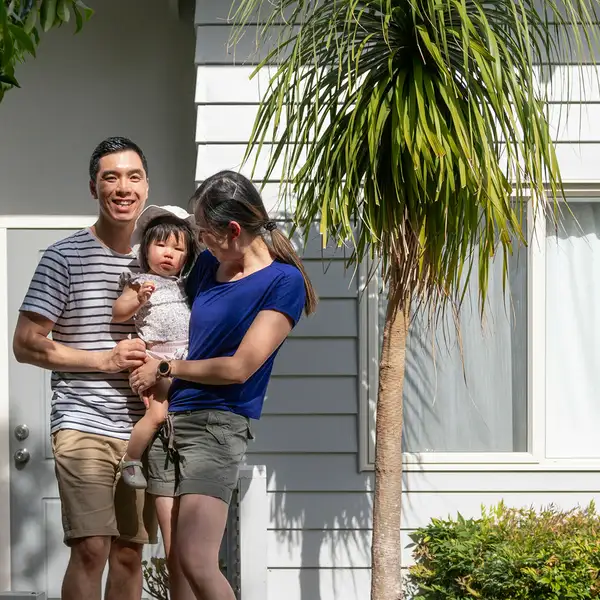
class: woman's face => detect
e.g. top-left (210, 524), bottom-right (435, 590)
top-left (196, 213), bottom-right (239, 261)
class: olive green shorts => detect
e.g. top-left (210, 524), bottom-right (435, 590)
top-left (146, 409), bottom-right (254, 504)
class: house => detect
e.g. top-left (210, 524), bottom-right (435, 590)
top-left (1, 0), bottom-right (599, 598)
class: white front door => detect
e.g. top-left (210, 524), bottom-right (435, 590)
top-left (7, 228), bottom-right (76, 598)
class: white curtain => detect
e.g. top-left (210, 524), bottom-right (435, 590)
top-left (380, 235), bottom-right (528, 453)
top-left (546, 202), bottom-right (600, 459)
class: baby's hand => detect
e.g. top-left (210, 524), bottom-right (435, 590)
top-left (137, 281), bottom-right (156, 305)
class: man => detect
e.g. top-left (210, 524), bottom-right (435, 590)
top-left (13, 137), bottom-right (157, 600)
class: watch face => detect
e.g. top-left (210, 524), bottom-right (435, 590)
top-left (159, 362), bottom-right (169, 374)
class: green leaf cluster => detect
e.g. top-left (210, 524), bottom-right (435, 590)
top-left (407, 502), bottom-right (600, 599)
top-left (0, 0), bottom-right (93, 100)
top-left (142, 557), bottom-right (170, 600)
top-left (231, 0), bottom-right (600, 316)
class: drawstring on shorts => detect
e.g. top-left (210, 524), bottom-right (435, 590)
top-left (158, 414), bottom-right (177, 468)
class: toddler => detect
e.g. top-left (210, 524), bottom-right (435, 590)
top-left (113, 205), bottom-right (197, 488)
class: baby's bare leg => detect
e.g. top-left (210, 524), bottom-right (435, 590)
top-left (126, 381), bottom-right (170, 461)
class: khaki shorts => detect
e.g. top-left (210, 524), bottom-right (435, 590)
top-left (52, 429), bottom-right (158, 545)
top-left (146, 409), bottom-right (254, 504)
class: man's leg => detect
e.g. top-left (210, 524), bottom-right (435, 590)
top-left (155, 495), bottom-right (196, 600)
top-left (104, 540), bottom-right (143, 600)
top-left (52, 430), bottom-right (124, 600)
top-left (62, 536), bottom-right (111, 600)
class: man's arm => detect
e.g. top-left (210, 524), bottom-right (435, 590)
top-left (13, 311), bottom-right (147, 373)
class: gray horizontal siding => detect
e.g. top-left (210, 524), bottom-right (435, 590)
top-left (251, 416), bottom-right (357, 453)
top-left (195, 24), bottom-right (289, 64)
top-left (300, 260), bottom-right (357, 297)
top-left (246, 454), bottom-right (369, 491)
top-left (291, 299), bottom-right (357, 338)
top-left (263, 377), bottom-right (358, 415)
top-left (195, 12), bottom-right (600, 66)
top-left (195, 0), bottom-right (297, 25)
top-left (273, 339), bottom-right (357, 376)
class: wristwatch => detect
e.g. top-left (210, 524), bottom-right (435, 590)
top-left (157, 359), bottom-right (172, 378)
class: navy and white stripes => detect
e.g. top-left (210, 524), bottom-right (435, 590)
top-left (20, 229), bottom-right (143, 440)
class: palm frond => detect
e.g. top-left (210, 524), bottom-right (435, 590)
top-left (231, 0), bottom-right (600, 316)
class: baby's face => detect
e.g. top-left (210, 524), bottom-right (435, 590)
top-left (147, 233), bottom-right (187, 277)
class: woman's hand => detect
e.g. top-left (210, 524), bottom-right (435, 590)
top-left (130, 356), bottom-right (160, 394)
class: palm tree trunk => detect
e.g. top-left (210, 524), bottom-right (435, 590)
top-left (370, 268), bottom-right (409, 600)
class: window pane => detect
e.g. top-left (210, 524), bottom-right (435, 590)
top-left (546, 201), bottom-right (600, 459)
top-left (378, 234), bottom-right (528, 453)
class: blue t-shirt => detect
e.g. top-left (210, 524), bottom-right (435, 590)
top-left (168, 250), bottom-right (306, 419)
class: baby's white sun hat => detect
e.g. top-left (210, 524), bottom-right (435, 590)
top-left (131, 205), bottom-right (196, 248)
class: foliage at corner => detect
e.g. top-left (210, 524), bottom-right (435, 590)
top-left (142, 556), bottom-right (230, 600)
top-left (0, 0), bottom-right (93, 100)
top-left (407, 502), bottom-right (600, 599)
top-left (143, 558), bottom-right (170, 600)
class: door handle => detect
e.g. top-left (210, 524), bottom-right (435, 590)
top-left (14, 448), bottom-right (30, 466)
top-left (14, 424), bottom-right (29, 441)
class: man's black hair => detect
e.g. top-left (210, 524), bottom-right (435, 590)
top-left (89, 137), bottom-right (148, 182)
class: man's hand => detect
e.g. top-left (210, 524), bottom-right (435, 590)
top-left (137, 282), bottom-right (155, 305)
top-left (100, 338), bottom-right (147, 373)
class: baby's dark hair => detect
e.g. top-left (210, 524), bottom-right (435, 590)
top-left (139, 215), bottom-right (198, 275)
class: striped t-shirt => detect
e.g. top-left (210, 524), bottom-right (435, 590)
top-left (20, 228), bottom-right (144, 439)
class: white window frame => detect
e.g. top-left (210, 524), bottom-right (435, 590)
top-left (358, 183), bottom-right (600, 472)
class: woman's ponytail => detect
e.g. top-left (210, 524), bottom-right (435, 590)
top-left (267, 226), bottom-right (318, 316)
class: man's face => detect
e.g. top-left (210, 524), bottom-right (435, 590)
top-left (90, 150), bottom-right (149, 225)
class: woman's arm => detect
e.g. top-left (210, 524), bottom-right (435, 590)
top-left (129, 310), bottom-right (293, 392)
top-left (112, 282), bottom-right (155, 323)
top-left (175, 310), bottom-right (293, 384)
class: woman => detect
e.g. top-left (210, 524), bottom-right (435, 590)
top-left (130, 170), bottom-right (317, 600)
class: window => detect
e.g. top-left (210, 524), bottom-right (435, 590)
top-left (359, 189), bottom-right (600, 470)
top-left (379, 246), bottom-right (527, 454)
top-left (545, 201), bottom-right (600, 460)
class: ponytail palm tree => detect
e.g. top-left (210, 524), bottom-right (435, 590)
top-left (231, 1), bottom-right (600, 597)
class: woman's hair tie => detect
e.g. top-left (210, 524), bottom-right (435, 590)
top-left (264, 220), bottom-right (278, 232)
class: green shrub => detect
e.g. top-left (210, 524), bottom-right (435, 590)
top-left (407, 502), bottom-right (600, 599)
